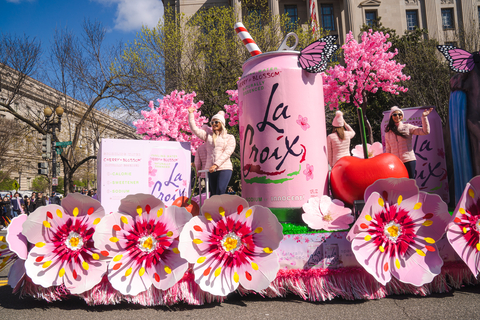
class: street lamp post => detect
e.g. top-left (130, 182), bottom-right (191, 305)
top-left (43, 105), bottom-right (63, 197)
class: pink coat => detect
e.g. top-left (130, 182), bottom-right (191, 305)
top-left (327, 123), bottom-right (355, 166)
top-left (384, 115), bottom-right (430, 163)
top-left (189, 113), bottom-right (235, 171)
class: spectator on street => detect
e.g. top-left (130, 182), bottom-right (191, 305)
top-left (24, 196), bottom-right (32, 215)
top-left (11, 192), bottom-right (25, 217)
top-left (35, 192), bottom-right (47, 209)
top-left (0, 196), bottom-right (12, 229)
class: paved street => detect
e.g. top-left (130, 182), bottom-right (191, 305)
top-left (1, 255), bottom-right (480, 320)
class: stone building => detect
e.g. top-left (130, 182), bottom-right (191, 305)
top-left (163, 0), bottom-right (480, 45)
top-left (0, 65), bottom-right (137, 192)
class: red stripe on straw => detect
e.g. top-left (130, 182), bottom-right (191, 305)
top-left (234, 22), bottom-right (262, 56)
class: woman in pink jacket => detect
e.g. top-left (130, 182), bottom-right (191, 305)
top-left (327, 111), bottom-right (355, 167)
top-left (384, 106), bottom-right (433, 179)
top-left (188, 108), bottom-right (236, 196)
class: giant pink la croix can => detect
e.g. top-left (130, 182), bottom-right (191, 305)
top-left (238, 51), bottom-right (328, 221)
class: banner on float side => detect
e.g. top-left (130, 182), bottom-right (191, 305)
top-left (277, 232), bottom-right (459, 270)
top-left (381, 107), bottom-right (449, 203)
top-left (98, 139), bottom-right (191, 214)
top-left (238, 51), bottom-right (329, 209)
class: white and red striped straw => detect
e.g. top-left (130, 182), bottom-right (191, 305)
top-left (234, 22), bottom-right (262, 56)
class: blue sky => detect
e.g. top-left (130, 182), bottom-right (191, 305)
top-left (0, 0), bottom-right (164, 51)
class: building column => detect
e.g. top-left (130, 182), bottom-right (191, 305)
top-left (424, 0), bottom-right (441, 42)
top-left (232, 0), bottom-right (242, 22)
top-left (269, 0), bottom-right (280, 17)
top-left (344, 0), bottom-right (355, 34)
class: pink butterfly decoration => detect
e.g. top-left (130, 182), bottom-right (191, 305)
top-left (298, 35), bottom-right (339, 73)
top-left (437, 45), bottom-right (480, 73)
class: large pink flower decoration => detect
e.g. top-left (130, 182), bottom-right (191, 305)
top-left (351, 142), bottom-right (383, 158)
top-left (22, 194), bottom-right (108, 294)
top-left (6, 214), bottom-right (29, 288)
top-left (446, 176), bottom-right (480, 276)
top-left (93, 194), bottom-right (191, 296)
top-left (178, 195), bottom-right (283, 296)
top-left (347, 178), bottom-right (450, 286)
top-left (302, 196), bottom-right (353, 231)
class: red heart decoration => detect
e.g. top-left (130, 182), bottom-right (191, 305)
top-left (330, 153), bottom-right (408, 206)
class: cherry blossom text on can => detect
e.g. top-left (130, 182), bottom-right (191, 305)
top-left (238, 51), bottom-right (328, 210)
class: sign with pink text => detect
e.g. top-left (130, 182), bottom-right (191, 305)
top-left (238, 51), bottom-right (328, 208)
top-left (381, 107), bottom-right (449, 202)
top-left (98, 139), bottom-right (191, 214)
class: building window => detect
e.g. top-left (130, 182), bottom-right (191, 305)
top-left (284, 5), bottom-right (298, 31)
top-left (406, 10), bottom-right (418, 31)
top-left (247, 8), bottom-right (262, 27)
top-left (321, 4), bottom-right (335, 31)
top-left (365, 11), bottom-right (377, 27)
top-left (442, 8), bottom-right (454, 30)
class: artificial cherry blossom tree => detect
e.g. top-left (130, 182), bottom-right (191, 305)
top-left (323, 30), bottom-right (410, 151)
top-left (133, 90), bottom-right (208, 153)
top-left (224, 89), bottom-right (240, 126)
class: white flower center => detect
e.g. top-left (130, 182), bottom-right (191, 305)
top-left (384, 221), bottom-right (402, 242)
top-left (65, 232), bottom-right (84, 251)
top-left (138, 235), bottom-right (157, 253)
top-left (221, 232), bottom-right (242, 253)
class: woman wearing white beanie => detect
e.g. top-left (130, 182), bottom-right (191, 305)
top-left (384, 106), bottom-right (433, 179)
top-left (188, 108), bottom-right (236, 196)
top-left (327, 110), bottom-right (355, 167)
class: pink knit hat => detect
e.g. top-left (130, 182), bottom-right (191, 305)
top-left (332, 111), bottom-right (344, 127)
top-left (389, 106), bottom-right (404, 118)
top-left (212, 111), bottom-right (226, 127)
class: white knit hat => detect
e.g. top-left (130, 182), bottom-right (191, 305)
top-left (212, 111), bottom-right (226, 127)
top-left (332, 111), bottom-right (344, 127)
top-left (389, 106), bottom-right (404, 118)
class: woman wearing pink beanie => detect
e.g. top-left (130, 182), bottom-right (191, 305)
top-left (188, 108), bottom-right (236, 195)
top-left (384, 106), bottom-right (433, 178)
top-left (327, 111), bottom-right (355, 167)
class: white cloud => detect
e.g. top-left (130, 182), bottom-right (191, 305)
top-left (94, 0), bottom-right (163, 32)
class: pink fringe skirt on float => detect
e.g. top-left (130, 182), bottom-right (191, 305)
top-left (12, 261), bottom-right (477, 306)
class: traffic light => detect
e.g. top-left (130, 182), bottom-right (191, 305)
top-left (41, 133), bottom-right (52, 160)
top-left (38, 162), bottom-right (48, 175)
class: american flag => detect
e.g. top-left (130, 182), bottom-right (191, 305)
top-left (310, 0), bottom-right (318, 33)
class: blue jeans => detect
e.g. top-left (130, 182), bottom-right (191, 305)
top-left (404, 160), bottom-right (416, 179)
top-left (208, 170), bottom-right (233, 196)
top-left (12, 210), bottom-right (20, 218)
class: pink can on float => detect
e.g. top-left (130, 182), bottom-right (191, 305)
top-left (238, 36), bottom-right (329, 222)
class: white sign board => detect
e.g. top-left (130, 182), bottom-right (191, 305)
top-left (98, 139), bottom-right (191, 214)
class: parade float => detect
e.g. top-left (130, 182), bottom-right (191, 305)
top-left (1, 25), bottom-right (480, 307)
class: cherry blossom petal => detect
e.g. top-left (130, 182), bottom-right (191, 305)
top-left (8, 259), bottom-right (25, 289)
top-left (6, 214), bottom-right (28, 259)
top-left (364, 178), bottom-right (419, 207)
top-left (200, 194), bottom-right (249, 222)
top-left (390, 248), bottom-right (443, 286)
top-left (107, 254), bottom-right (153, 296)
top-left (447, 176), bottom-right (480, 276)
